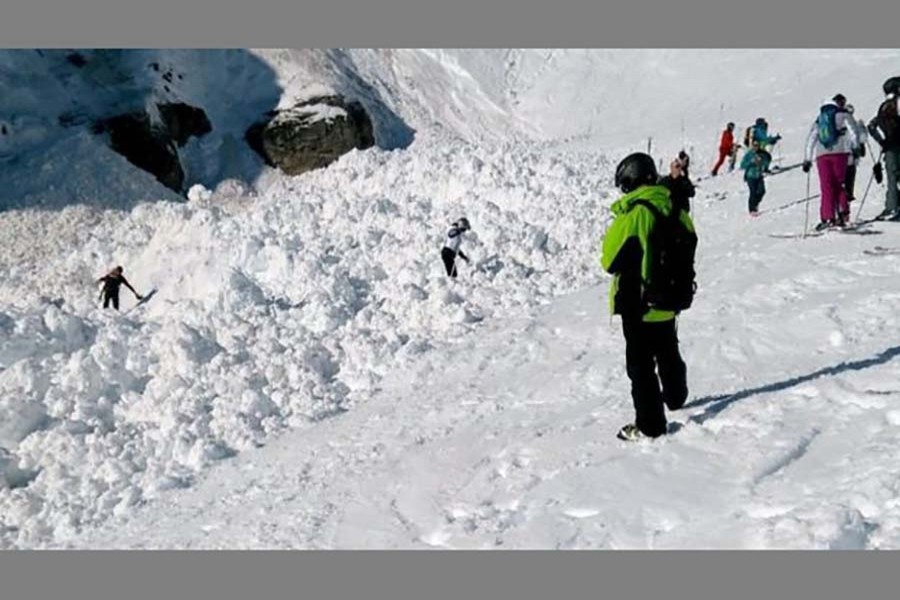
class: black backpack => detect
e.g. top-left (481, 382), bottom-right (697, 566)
top-left (632, 200), bottom-right (698, 312)
top-left (873, 97), bottom-right (900, 147)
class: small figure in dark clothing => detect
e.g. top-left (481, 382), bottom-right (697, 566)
top-left (676, 149), bottom-right (691, 175)
top-left (98, 265), bottom-right (142, 310)
top-left (441, 217), bottom-right (471, 278)
top-left (658, 151), bottom-right (696, 213)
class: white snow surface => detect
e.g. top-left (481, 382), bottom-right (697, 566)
top-left (273, 104), bottom-right (348, 125)
top-left (2, 49), bottom-right (900, 549)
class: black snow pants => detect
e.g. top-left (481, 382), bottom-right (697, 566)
top-left (622, 316), bottom-right (688, 437)
top-left (747, 177), bottom-right (766, 213)
top-left (441, 247), bottom-right (459, 278)
top-left (102, 291), bottom-right (120, 310)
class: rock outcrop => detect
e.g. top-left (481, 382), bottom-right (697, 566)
top-left (245, 95), bottom-right (374, 176)
top-left (94, 103), bottom-right (212, 193)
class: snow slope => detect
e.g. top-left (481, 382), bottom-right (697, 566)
top-left (344, 49), bottom-right (900, 151)
top-left (72, 165), bottom-right (900, 549)
top-left (3, 49), bottom-right (900, 548)
top-left (0, 136), bottom-right (610, 547)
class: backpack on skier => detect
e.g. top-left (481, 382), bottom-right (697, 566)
top-left (871, 97), bottom-right (900, 147)
top-left (816, 104), bottom-right (846, 148)
top-left (631, 200), bottom-right (698, 312)
top-left (743, 126), bottom-right (753, 147)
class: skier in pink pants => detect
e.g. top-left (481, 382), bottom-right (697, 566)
top-left (802, 94), bottom-right (859, 231)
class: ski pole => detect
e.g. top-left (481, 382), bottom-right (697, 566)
top-left (866, 139), bottom-right (879, 166)
top-left (855, 150), bottom-right (884, 221)
top-left (802, 170), bottom-right (812, 238)
top-left (865, 138), bottom-right (885, 186)
top-left (759, 192), bottom-right (820, 215)
top-left (855, 155), bottom-right (881, 221)
top-left (764, 162), bottom-right (804, 177)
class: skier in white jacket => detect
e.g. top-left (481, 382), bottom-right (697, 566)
top-left (441, 217), bottom-right (471, 278)
top-left (802, 93), bottom-right (859, 230)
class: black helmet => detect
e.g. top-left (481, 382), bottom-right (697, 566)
top-left (614, 153), bottom-right (658, 193)
top-left (457, 217), bottom-right (471, 230)
top-left (726, 122), bottom-right (735, 129)
top-left (755, 117), bottom-right (766, 126)
top-left (884, 76), bottom-right (900, 95)
top-left (832, 93), bottom-right (847, 106)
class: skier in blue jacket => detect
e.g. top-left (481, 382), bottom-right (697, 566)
top-left (740, 140), bottom-right (772, 216)
top-left (746, 118), bottom-right (782, 151)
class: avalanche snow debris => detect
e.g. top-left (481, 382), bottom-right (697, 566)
top-left (0, 132), bottom-right (608, 548)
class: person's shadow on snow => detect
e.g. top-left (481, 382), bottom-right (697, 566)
top-left (685, 345), bottom-right (900, 425)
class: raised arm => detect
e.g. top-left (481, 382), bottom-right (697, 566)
top-left (121, 276), bottom-right (141, 298)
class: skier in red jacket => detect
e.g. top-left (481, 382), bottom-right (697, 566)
top-left (711, 122), bottom-right (737, 176)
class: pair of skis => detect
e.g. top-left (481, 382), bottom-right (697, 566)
top-left (769, 228), bottom-right (900, 257)
top-left (697, 161), bottom-right (800, 184)
top-left (863, 245), bottom-right (900, 256)
top-left (768, 220), bottom-right (881, 239)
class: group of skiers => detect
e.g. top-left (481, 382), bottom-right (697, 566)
top-left (712, 117), bottom-right (784, 216)
top-left (596, 75), bottom-right (900, 442)
top-left (711, 78), bottom-right (900, 229)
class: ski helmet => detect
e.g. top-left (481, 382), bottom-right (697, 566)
top-left (755, 117), bottom-right (766, 126)
top-left (883, 76), bottom-right (900, 95)
top-left (832, 93), bottom-right (847, 107)
top-left (726, 122), bottom-right (735, 129)
top-left (457, 217), bottom-right (471, 230)
top-left (614, 153), bottom-right (658, 193)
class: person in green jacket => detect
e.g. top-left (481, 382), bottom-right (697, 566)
top-left (600, 153), bottom-right (694, 441)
